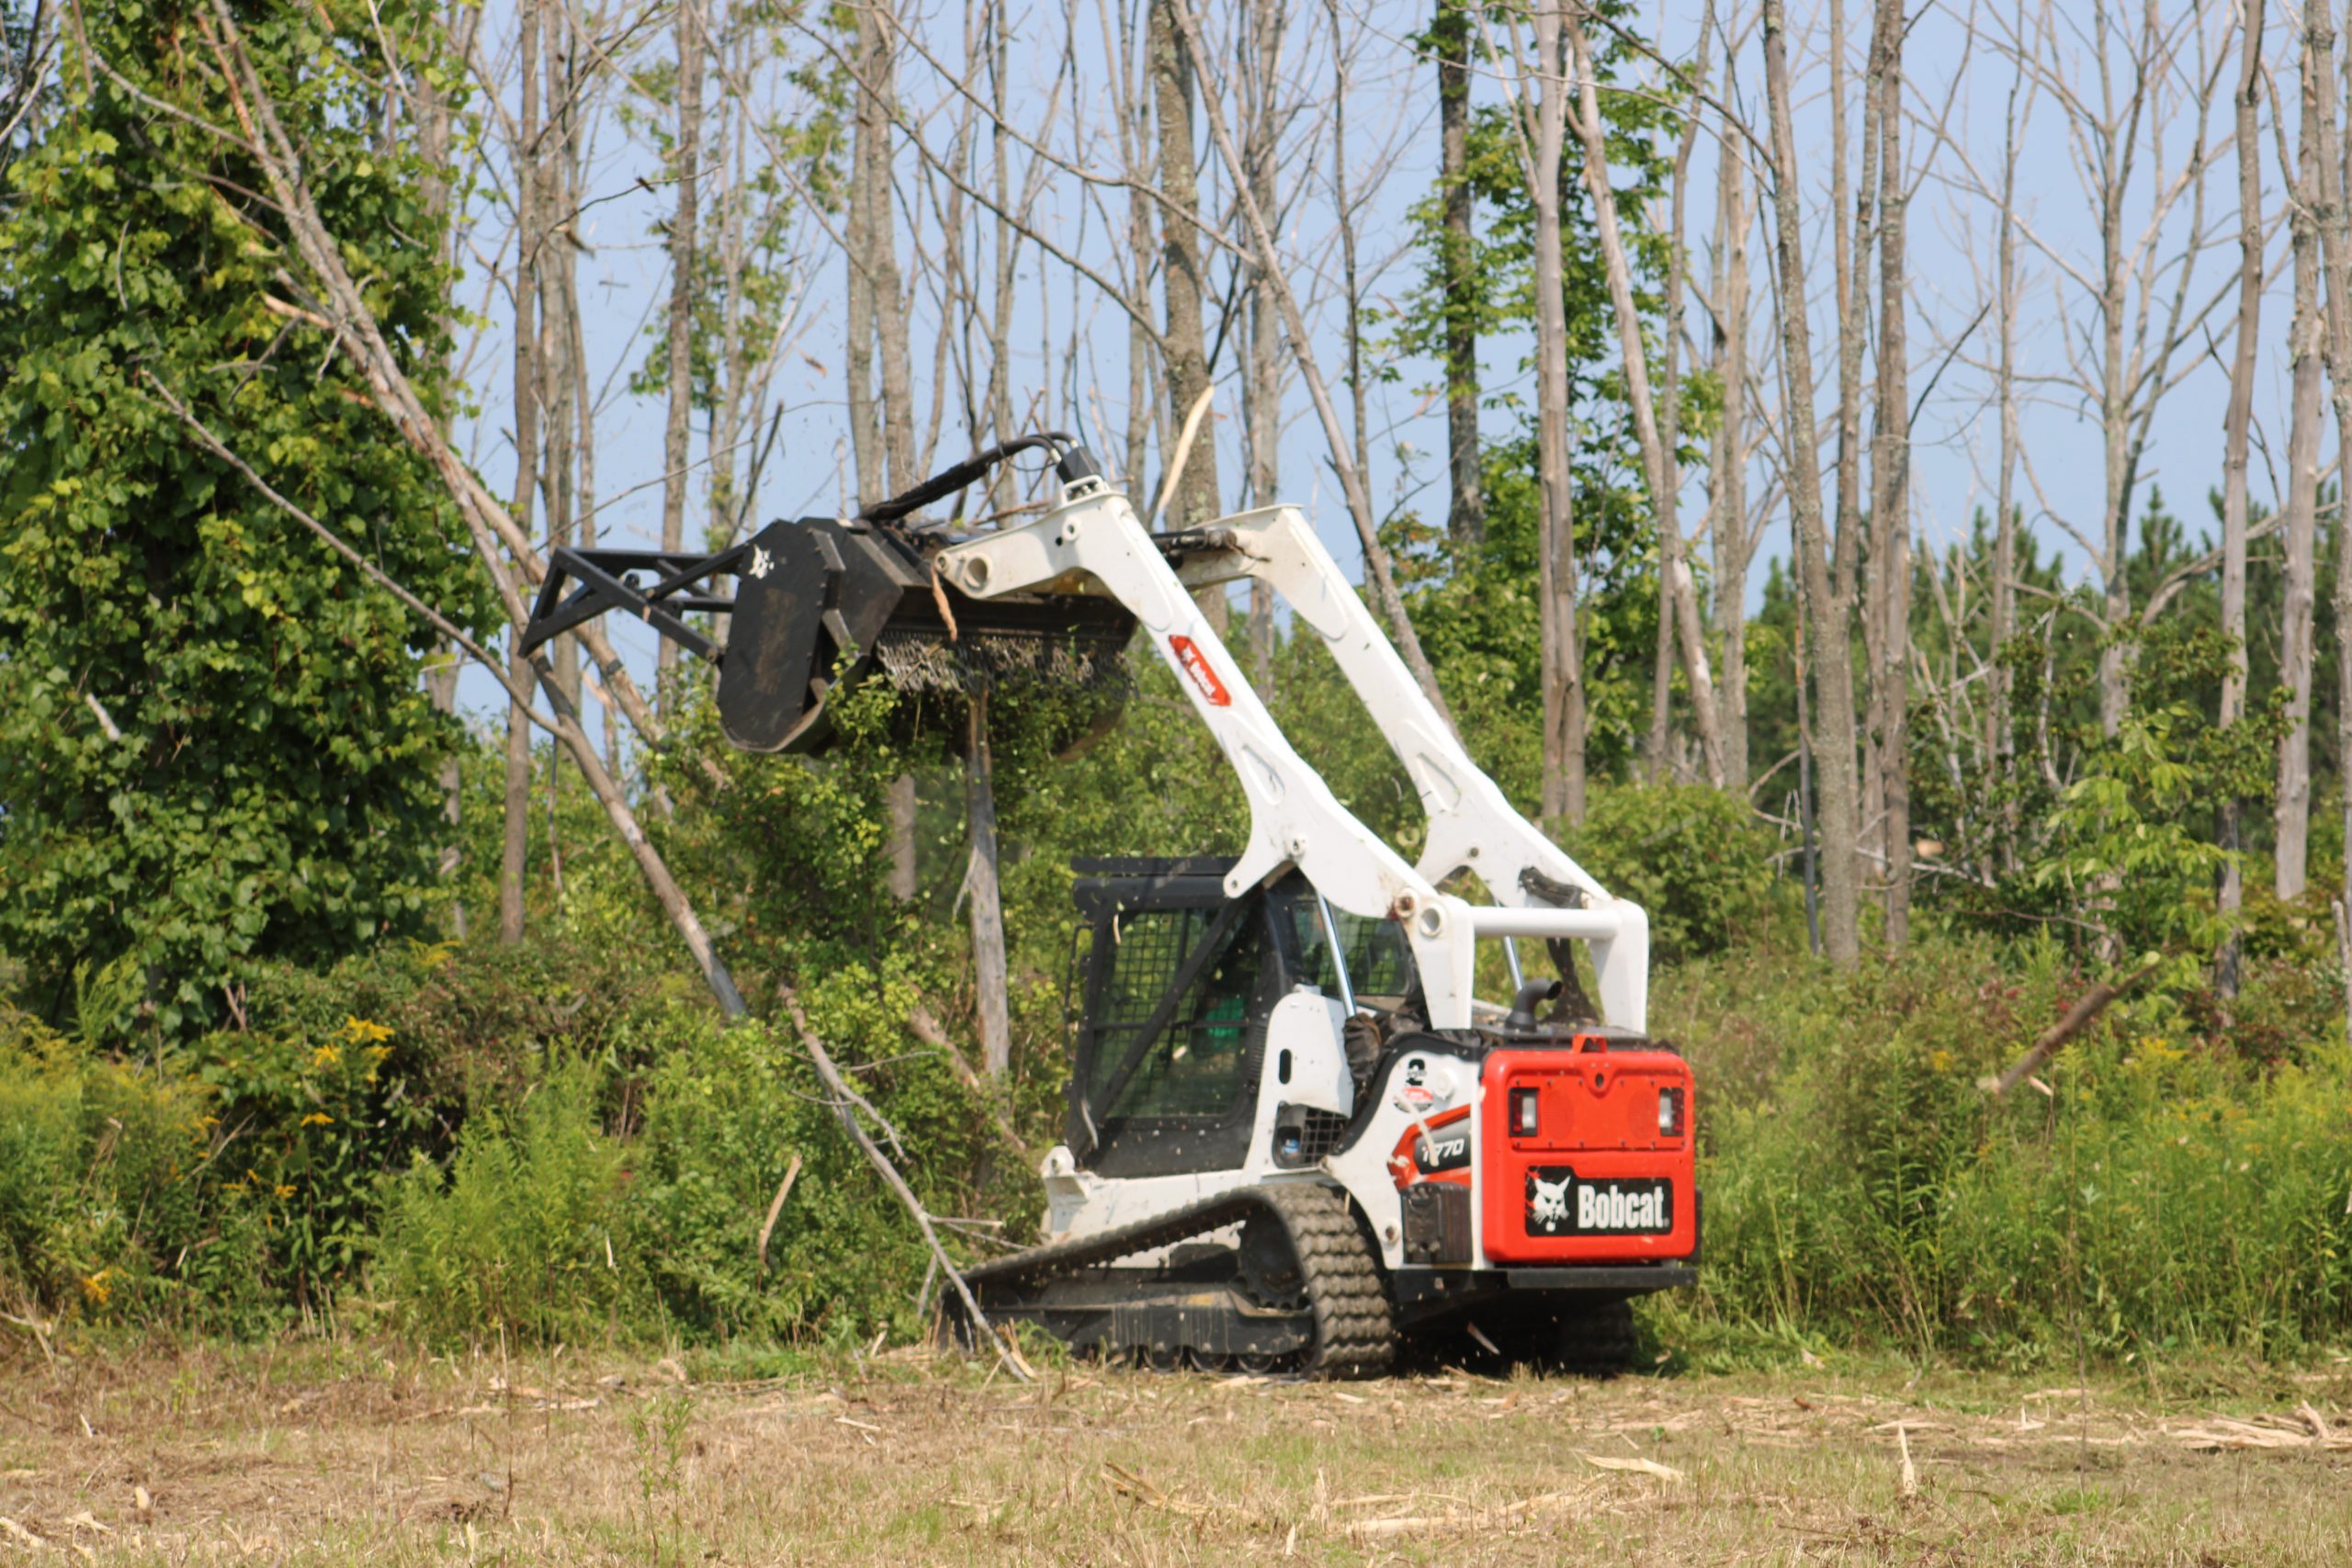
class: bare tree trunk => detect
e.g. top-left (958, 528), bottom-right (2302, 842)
top-left (865, 0), bottom-right (919, 491)
top-left (1244, 0), bottom-right (1285, 685)
top-left (965, 694), bottom-right (1011, 1077)
top-left (1764, 0), bottom-right (1862, 963)
top-left (1710, 102), bottom-right (1752, 791)
top-left (537, 12), bottom-right (582, 717)
top-left (1645, 541), bottom-right (1676, 783)
top-left (1116, 0), bottom-right (1156, 492)
top-left (2278, 11), bottom-right (2327, 902)
top-left (2091, 4), bottom-right (2135, 739)
top-left (1532, 5), bottom-right (1584, 819)
top-left (1847, 0), bottom-right (1887, 874)
top-left (419, 0), bottom-right (474, 936)
top-left (1436, 0), bottom-right (1483, 544)
top-left (2218, 0), bottom-right (2265, 987)
top-left (501, 0), bottom-right (543, 948)
top-left (888, 773), bottom-right (920, 901)
top-left (845, 50), bottom-right (881, 507)
top-left (1148, 0), bottom-right (1227, 629)
top-left (1991, 23), bottom-right (2024, 873)
top-left (2313, 0), bottom-right (2352, 926)
top-left (1826, 0), bottom-right (1879, 879)
top-left (1566, 9), bottom-right (1724, 791)
top-left (1830, 0), bottom-right (1877, 633)
top-left (1168, 0), bottom-right (1456, 728)
top-left (658, 0), bottom-right (704, 699)
top-left (1872, 0), bottom-right (1911, 945)
top-left (707, 37), bottom-right (745, 559)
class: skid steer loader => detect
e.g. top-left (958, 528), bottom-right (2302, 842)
top-left (523, 433), bottom-right (1698, 1375)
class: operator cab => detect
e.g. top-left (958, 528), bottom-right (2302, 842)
top-left (1060, 856), bottom-right (1645, 1179)
top-left (1062, 857), bottom-right (1414, 1179)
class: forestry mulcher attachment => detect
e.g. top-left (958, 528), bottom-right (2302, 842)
top-left (523, 433), bottom-right (1697, 1376)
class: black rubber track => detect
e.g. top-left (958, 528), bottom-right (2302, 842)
top-left (964, 1181), bottom-right (1395, 1379)
top-left (1252, 1182), bottom-right (1394, 1379)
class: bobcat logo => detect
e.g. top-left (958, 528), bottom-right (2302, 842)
top-left (746, 545), bottom-right (774, 580)
top-left (1524, 1166), bottom-right (1672, 1236)
top-left (1529, 1172), bottom-right (1572, 1230)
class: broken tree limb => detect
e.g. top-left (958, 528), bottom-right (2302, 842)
top-left (909, 1003), bottom-right (1035, 1163)
top-left (755, 1152), bottom-right (804, 1279)
top-left (144, 372), bottom-right (747, 1018)
top-left (1984, 961), bottom-right (2161, 1098)
top-left (141, 372), bottom-right (554, 733)
top-left (779, 986), bottom-right (1027, 1382)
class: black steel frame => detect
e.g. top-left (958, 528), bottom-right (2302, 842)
top-left (518, 544), bottom-right (754, 666)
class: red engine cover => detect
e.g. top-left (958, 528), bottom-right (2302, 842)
top-left (1478, 1043), bottom-right (1696, 1265)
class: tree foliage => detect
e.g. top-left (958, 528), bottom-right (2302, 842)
top-left (0, 0), bottom-right (494, 1036)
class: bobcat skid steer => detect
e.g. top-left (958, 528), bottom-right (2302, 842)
top-left (522, 434), bottom-right (1699, 1376)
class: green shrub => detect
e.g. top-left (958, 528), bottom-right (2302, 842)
top-left (371, 1063), bottom-right (633, 1346)
top-left (0, 1005), bottom-right (275, 1333)
top-left (630, 958), bottom-right (1028, 1347)
top-left (1655, 933), bottom-right (2352, 1364)
top-left (1559, 783), bottom-right (1785, 964)
top-left (631, 1014), bottom-right (932, 1345)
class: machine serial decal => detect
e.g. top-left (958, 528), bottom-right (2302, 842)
top-left (1412, 1129), bottom-right (1470, 1175)
top-left (1524, 1168), bottom-right (1674, 1236)
top-left (1168, 635), bottom-right (1232, 705)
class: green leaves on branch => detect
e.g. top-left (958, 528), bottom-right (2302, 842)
top-left (0, 0), bottom-right (496, 1039)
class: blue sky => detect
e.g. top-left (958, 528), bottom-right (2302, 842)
top-left (449, 0), bottom-right (2296, 725)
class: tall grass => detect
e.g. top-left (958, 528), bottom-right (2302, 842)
top-left (371, 1063), bottom-right (634, 1345)
top-left (1655, 933), bottom-right (2352, 1364)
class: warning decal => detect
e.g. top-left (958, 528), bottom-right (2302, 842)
top-left (1169, 635), bottom-right (1233, 706)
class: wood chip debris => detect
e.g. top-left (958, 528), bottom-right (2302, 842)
top-left (1578, 1453), bottom-right (1685, 1483)
top-left (2166, 1410), bottom-right (2352, 1453)
top-left (1347, 1486), bottom-right (1608, 1540)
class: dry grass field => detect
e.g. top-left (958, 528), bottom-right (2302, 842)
top-left (0, 1340), bottom-right (2346, 1564)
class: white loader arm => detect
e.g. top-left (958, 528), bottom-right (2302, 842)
top-left (934, 475), bottom-right (1648, 1032)
top-left (1167, 504), bottom-right (1647, 1024)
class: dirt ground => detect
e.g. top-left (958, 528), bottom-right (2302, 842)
top-left (0, 1340), bottom-right (2347, 1564)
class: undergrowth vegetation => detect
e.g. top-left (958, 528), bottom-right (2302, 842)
top-left (1654, 937), bottom-right (2352, 1366)
top-left (1, 646), bottom-right (2347, 1372)
top-left (6, 908), bottom-right (2346, 1370)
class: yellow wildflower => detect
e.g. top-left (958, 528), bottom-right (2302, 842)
top-left (81, 1270), bottom-right (113, 1306)
top-left (341, 1015), bottom-right (393, 1045)
top-left (310, 1043), bottom-right (343, 1070)
top-left (301, 1111), bottom-right (334, 1127)
top-left (275, 1184), bottom-right (297, 1200)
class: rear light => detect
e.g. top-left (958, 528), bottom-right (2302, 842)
top-left (1657, 1086), bottom-right (1685, 1138)
top-left (1510, 1087), bottom-right (1541, 1137)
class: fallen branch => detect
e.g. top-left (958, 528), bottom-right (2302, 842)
top-left (1983, 961), bottom-right (2161, 1098)
top-left (754, 1152), bottom-right (803, 1279)
top-left (0, 1306), bottom-right (56, 1368)
top-left (778, 986), bottom-right (1027, 1382)
top-left (144, 374), bottom-right (745, 1017)
top-left (908, 1003), bottom-right (1035, 1164)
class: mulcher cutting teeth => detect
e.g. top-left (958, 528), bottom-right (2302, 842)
top-left (517, 435), bottom-right (1137, 757)
top-left (716, 515), bottom-right (1134, 752)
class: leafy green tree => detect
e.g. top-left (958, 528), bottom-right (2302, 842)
top-left (0, 0), bottom-right (494, 1038)
top-left (1376, 6), bottom-right (1687, 798)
